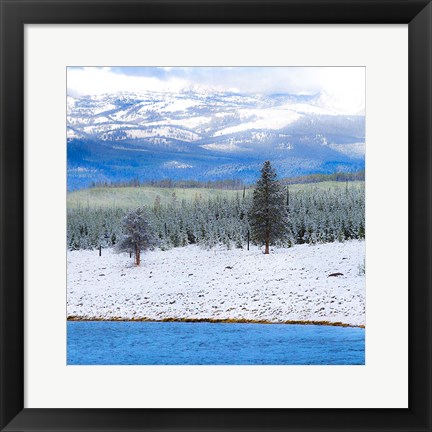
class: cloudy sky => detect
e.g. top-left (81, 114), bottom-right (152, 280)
top-left (67, 66), bottom-right (365, 114)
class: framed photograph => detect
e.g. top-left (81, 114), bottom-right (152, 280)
top-left (1, 0), bottom-right (431, 431)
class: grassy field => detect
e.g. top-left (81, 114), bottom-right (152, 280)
top-left (67, 181), bottom-right (365, 209)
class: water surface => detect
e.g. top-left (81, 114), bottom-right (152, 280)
top-left (67, 321), bottom-right (365, 365)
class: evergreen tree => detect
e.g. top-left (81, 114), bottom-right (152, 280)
top-left (250, 161), bottom-right (288, 254)
top-left (116, 207), bottom-right (157, 266)
top-left (68, 181), bottom-right (365, 251)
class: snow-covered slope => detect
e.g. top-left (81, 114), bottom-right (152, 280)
top-left (67, 240), bottom-right (365, 327)
top-left (67, 90), bottom-right (365, 189)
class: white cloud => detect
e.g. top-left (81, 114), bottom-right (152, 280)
top-left (67, 67), bottom-right (188, 97)
top-left (67, 67), bottom-right (365, 115)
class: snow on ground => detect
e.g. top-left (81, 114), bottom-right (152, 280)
top-left (213, 108), bottom-right (301, 137)
top-left (67, 240), bottom-right (365, 326)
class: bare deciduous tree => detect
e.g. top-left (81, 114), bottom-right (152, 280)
top-left (116, 207), bottom-right (157, 265)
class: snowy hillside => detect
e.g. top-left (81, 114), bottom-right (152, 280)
top-left (67, 240), bottom-right (365, 327)
top-left (67, 89), bottom-right (365, 189)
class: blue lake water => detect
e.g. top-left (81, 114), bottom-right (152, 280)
top-left (67, 321), bottom-right (365, 365)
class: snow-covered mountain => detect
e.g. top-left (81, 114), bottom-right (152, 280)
top-left (67, 89), bottom-right (365, 189)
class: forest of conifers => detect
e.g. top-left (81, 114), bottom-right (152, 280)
top-left (67, 182), bottom-right (365, 251)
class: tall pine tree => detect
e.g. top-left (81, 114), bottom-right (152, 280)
top-left (250, 161), bottom-right (288, 254)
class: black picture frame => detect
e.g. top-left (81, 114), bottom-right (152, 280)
top-left (1, 1), bottom-right (431, 431)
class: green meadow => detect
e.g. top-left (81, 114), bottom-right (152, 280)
top-left (67, 181), bottom-right (364, 210)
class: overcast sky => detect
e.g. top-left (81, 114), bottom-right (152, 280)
top-left (67, 66), bottom-right (365, 114)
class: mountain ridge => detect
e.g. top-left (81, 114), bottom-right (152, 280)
top-left (67, 89), bottom-right (365, 190)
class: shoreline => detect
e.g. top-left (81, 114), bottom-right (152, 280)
top-left (67, 316), bottom-right (365, 329)
top-left (68, 241), bottom-right (365, 329)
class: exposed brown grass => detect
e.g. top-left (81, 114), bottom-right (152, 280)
top-left (67, 315), bottom-right (364, 329)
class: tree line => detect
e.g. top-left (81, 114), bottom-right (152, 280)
top-left (89, 178), bottom-right (245, 190)
top-left (281, 170), bottom-right (365, 185)
top-left (68, 161), bottom-right (365, 265)
top-left (88, 170), bottom-right (365, 190)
